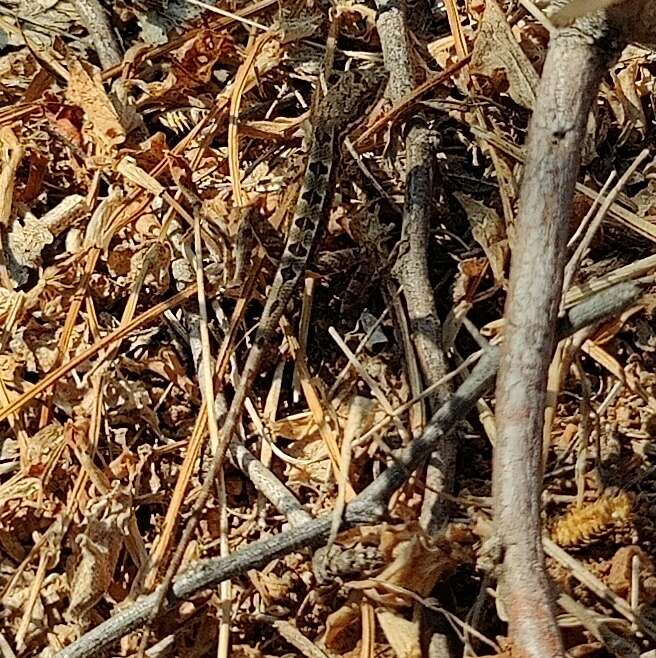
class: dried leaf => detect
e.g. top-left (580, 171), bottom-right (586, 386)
top-left (452, 257), bottom-right (488, 304)
top-left (607, 60), bottom-right (648, 131)
top-left (8, 212), bottom-right (54, 268)
top-left (174, 30), bottom-right (235, 85)
top-left (374, 526), bottom-right (459, 600)
top-left (248, 569), bottom-right (295, 605)
top-left (323, 601), bottom-right (362, 652)
top-left (66, 485), bottom-right (131, 620)
top-left (470, 0), bottom-right (539, 109)
top-left (607, 545), bottom-right (651, 598)
top-left (454, 192), bottom-right (508, 284)
top-left (375, 610), bottom-right (421, 658)
top-left (0, 127), bottom-right (24, 226)
top-left (65, 59), bottom-right (126, 152)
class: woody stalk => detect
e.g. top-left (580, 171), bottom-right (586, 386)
top-left (493, 1), bottom-right (655, 657)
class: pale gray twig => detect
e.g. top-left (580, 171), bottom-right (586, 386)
top-left (492, 13), bottom-right (626, 658)
top-left (73, 0), bottom-right (122, 68)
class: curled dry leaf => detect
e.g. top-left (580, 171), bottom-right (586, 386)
top-left (452, 256), bottom-right (488, 305)
top-left (323, 523), bottom-right (474, 653)
top-left (65, 59), bottom-right (126, 155)
top-left (0, 423), bottom-right (65, 531)
top-left (454, 192), bottom-right (508, 285)
top-left (372, 523), bottom-right (472, 602)
top-left (470, 0), bottom-right (539, 109)
top-left (9, 212), bottom-right (55, 269)
top-left (174, 30), bottom-right (236, 85)
top-left (103, 375), bottom-right (160, 433)
top-left (0, 127), bottom-right (24, 226)
top-left (607, 545), bottom-right (656, 603)
top-left (606, 53), bottom-right (649, 132)
top-left (248, 568), bottom-right (296, 607)
top-left (66, 484), bottom-right (132, 622)
top-left (375, 610), bottom-right (421, 658)
top-left (279, 417), bottom-right (332, 485)
top-left (323, 601), bottom-right (363, 654)
top-left (0, 287), bottom-right (23, 322)
top-left (25, 423), bottom-right (66, 478)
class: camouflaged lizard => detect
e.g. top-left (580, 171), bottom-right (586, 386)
top-left (145, 68), bottom-right (387, 627)
top-left (220, 67), bottom-right (387, 458)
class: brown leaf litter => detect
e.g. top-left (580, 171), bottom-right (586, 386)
top-left (0, 1), bottom-right (655, 657)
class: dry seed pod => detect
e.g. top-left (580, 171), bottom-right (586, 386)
top-left (549, 491), bottom-right (635, 549)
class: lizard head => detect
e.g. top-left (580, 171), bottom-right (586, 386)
top-left (319, 67), bottom-right (388, 132)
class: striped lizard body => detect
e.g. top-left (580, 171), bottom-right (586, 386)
top-left (221, 68), bottom-right (386, 452)
top-left (120, 67), bottom-right (387, 634)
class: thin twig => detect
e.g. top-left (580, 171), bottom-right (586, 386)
top-left (562, 148), bottom-right (650, 294)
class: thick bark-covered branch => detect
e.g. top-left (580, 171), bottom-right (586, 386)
top-left (376, 0), bottom-right (455, 534)
top-left (492, 14), bottom-right (625, 658)
top-left (73, 0), bottom-right (123, 69)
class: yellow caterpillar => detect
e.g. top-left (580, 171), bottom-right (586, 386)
top-left (549, 491), bottom-right (634, 549)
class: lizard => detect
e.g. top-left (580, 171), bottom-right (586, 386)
top-left (222, 67), bottom-right (387, 474)
top-left (142, 66), bottom-right (387, 633)
top-left (212, 67), bottom-right (388, 497)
